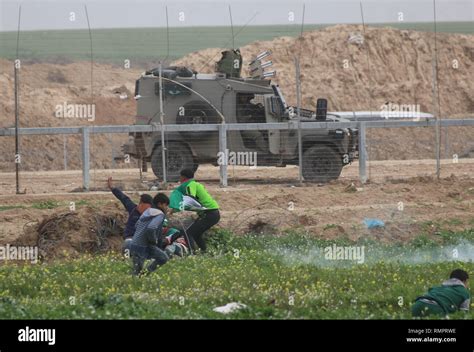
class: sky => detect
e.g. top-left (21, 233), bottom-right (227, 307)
top-left (0, 0), bottom-right (473, 31)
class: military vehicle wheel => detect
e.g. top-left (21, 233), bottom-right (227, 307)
top-left (151, 142), bottom-right (197, 182)
top-left (177, 101), bottom-right (219, 137)
top-left (302, 145), bottom-right (343, 182)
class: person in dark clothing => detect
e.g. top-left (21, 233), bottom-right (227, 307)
top-left (107, 177), bottom-right (153, 253)
top-left (130, 193), bottom-right (170, 276)
top-left (169, 169), bottom-right (220, 253)
top-left (411, 269), bottom-right (470, 317)
top-left (161, 226), bottom-right (189, 257)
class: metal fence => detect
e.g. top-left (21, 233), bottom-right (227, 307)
top-left (1, 118), bottom-right (473, 191)
top-left (1, 1), bottom-right (473, 193)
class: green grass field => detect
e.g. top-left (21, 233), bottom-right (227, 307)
top-left (1, 229), bottom-right (473, 319)
top-left (0, 22), bottom-right (472, 64)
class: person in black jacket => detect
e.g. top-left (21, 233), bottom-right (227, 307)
top-left (130, 193), bottom-right (170, 276)
top-left (107, 177), bottom-right (153, 253)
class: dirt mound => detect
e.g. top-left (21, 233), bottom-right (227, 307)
top-left (13, 207), bottom-right (126, 259)
top-left (174, 25), bottom-right (474, 114)
top-left (0, 60), bottom-right (142, 171)
top-left (173, 25), bottom-right (474, 160)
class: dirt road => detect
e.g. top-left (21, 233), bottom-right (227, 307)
top-left (1, 160), bottom-right (473, 252)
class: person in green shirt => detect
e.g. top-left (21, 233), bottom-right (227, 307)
top-left (411, 269), bottom-right (470, 317)
top-left (169, 168), bottom-right (220, 252)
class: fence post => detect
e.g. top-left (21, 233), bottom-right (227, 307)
top-left (158, 62), bottom-right (167, 184)
top-left (63, 135), bottom-right (68, 170)
top-left (358, 122), bottom-right (368, 184)
top-left (294, 57), bottom-right (303, 183)
top-left (81, 127), bottom-right (90, 191)
top-left (219, 124), bottom-right (228, 187)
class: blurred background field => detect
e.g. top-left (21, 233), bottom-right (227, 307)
top-left (1, 22), bottom-right (473, 64)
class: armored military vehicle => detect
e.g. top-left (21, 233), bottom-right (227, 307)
top-left (123, 49), bottom-right (359, 182)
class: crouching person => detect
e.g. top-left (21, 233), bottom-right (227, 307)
top-left (169, 168), bottom-right (220, 253)
top-left (130, 193), bottom-right (170, 276)
top-left (107, 176), bottom-right (153, 255)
